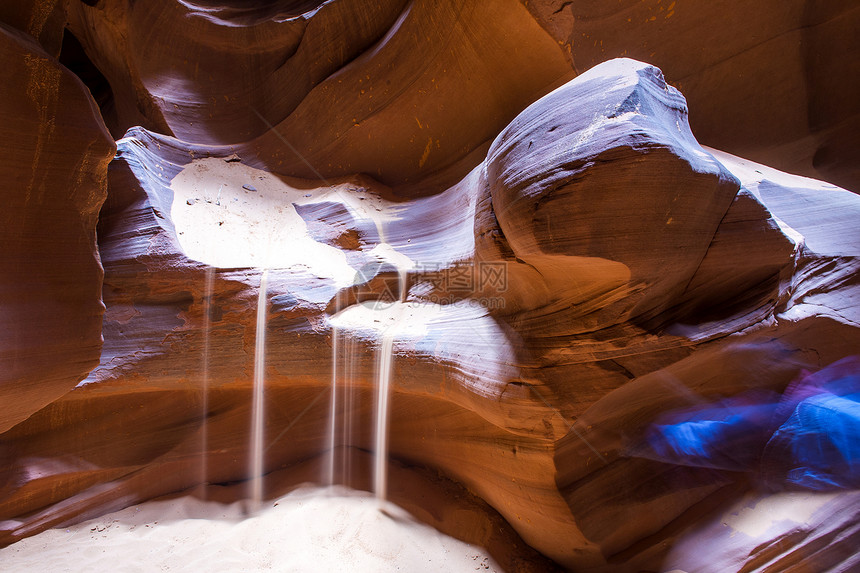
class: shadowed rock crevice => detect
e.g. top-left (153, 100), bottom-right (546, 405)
top-left (59, 28), bottom-right (117, 134)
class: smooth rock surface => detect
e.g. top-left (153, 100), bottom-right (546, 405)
top-left (524, 0), bottom-right (860, 192)
top-left (3, 57), bottom-right (859, 571)
top-left (0, 2), bottom-right (858, 571)
top-left (0, 22), bottom-right (115, 433)
top-left (65, 0), bottom-right (574, 191)
top-left (488, 58), bottom-right (740, 329)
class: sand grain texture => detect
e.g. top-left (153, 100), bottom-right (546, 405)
top-left (0, 486), bottom-right (500, 573)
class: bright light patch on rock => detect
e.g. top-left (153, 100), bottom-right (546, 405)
top-left (721, 492), bottom-right (839, 538)
top-left (330, 301), bottom-right (442, 339)
top-left (170, 158), bottom-right (403, 284)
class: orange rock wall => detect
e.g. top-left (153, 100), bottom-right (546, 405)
top-left (1, 2), bottom-right (858, 572)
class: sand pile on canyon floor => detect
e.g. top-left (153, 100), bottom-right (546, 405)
top-left (0, 485), bottom-right (500, 573)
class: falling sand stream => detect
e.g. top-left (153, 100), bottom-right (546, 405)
top-left (169, 156), bottom-right (416, 506)
top-left (0, 153), bottom-right (496, 572)
top-left (372, 267), bottom-right (409, 501)
top-left (327, 319), bottom-right (340, 487)
top-left (327, 233), bottom-right (414, 500)
top-left (250, 269), bottom-right (269, 508)
top-left (200, 266), bottom-right (215, 497)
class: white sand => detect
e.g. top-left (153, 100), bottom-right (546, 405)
top-left (0, 485), bottom-right (499, 572)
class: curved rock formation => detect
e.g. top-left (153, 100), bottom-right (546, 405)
top-left (65, 0), bottom-right (574, 191)
top-left (1, 2), bottom-right (859, 572)
top-left (0, 22), bottom-right (115, 433)
top-left (487, 59), bottom-right (739, 327)
top-left (524, 0), bottom-right (860, 192)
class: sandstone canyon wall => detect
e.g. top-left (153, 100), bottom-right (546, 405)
top-left (1, 2), bottom-right (859, 572)
top-left (0, 19), bottom-right (115, 434)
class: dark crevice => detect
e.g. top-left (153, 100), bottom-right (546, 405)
top-left (552, 1), bottom-right (573, 16)
top-left (58, 28), bottom-right (117, 131)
